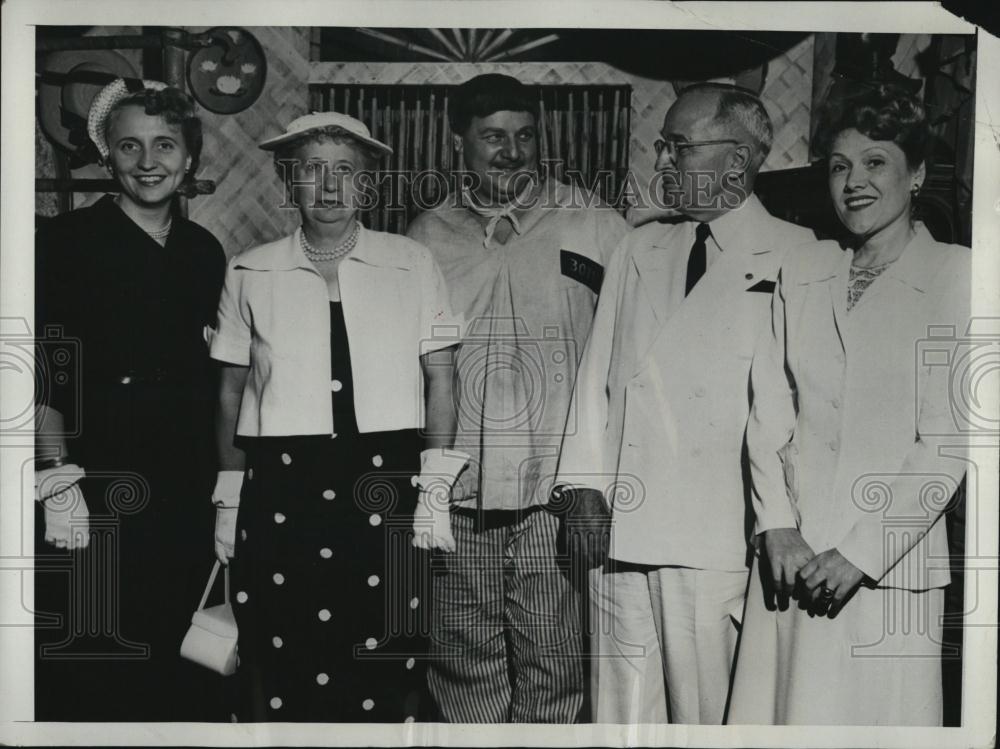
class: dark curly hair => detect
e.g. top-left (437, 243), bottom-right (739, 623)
top-left (815, 83), bottom-right (930, 170)
top-left (449, 74), bottom-right (538, 135)
top-left (106, 86), bottom-right (203, 182)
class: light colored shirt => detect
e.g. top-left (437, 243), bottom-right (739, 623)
top-left (407, 180), bottom-right (630, 510)
top-left (210, 226), bottom-right (462, 436)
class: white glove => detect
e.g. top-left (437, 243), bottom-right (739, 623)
top-left (413, 488), bottom-right (456, 552)
top-left (35, 464), bottom-right (89, 551)
top-left (215, 507), bottom-right (239, 565)
top-left (212, 471), bottom-right (244, 565)
top-left (411, 448), bottom-right (470, 553)
top-left (211, 470), bottom-right (244, 508)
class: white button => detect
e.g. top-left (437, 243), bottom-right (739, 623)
top-left (320, 547), bottom-right (333, 559)
top-left (281, 453), bottom-right (292, 465)
top-left (270, 697), bottom-right (282, 710)
top-left (369, 514), bottom-right (382, 527)
top-left (372, 454), bottom-right (384, 467)
top-left (362, 698), bottom-right (374, 711)
top-left (331, 379), bottom-right (343, 392)
top-left (831, 398), bottom-right (841, 409)
top-left (274, 512), bottom-right (286, 524)
top-left (318, 609), bottom-right (331, 622)
top-left (272, 636), bottom-right (283, 648)
top-left (829, 441), bottom-right (839, 451)
top-left (367, 575), bottom-right (380, 587)
top-left (240, 529), bottom-right (248, 542)
top-left (405, 657), bottom-right (416, 670)
top-left (404, 716), bottom-right (415, 723)
top-left (236, 591), bottom-right (248, 604)
top-left (316, 673), bottom-right (329, 686)
top-left (409, 597), bottom-right (419, 609)
top-left (365, 637), bottom-right (378, 650)
top-left (247, 468), bottom-right (254, 480)
top-left (322, 489), bottom-right (336, 500)
top-left (273, 573), bottom-right (285, 585)
top-left (695, 387), bottom-right (706, 397)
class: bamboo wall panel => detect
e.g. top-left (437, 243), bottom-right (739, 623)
top-left (311, 39), bottom-right (815, 216)
top-left (310, 82), bottom-right (632, 232)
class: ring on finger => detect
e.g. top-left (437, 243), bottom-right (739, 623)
top-left (819, 586), bottom-right (834, 600)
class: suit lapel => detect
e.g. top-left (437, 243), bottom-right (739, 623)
top-left (631, 241), bottom-right (680, 326)
top-left (829, 252), bottom-right (851, 354)
top-left (631, 210), bottom-right (788, 377)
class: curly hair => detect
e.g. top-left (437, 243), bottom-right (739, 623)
top-left (815, 83), bottom-right (930, 169)
top-left (106, 87), bottom-right (204, 181)
top-left (449, 74), bottom-right (538, 135)
top-left (271, 126), bottom-right (383, 177)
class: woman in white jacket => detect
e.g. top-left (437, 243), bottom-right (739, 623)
top-left (209, 112), bottom-right (467, 721)
top-left (728, 84), bottom-right (970, 726)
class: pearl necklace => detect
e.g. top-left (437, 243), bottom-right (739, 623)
top-left (115, 196), bottom-right (171, 240)
top-left (300, 222), bottom-right (360, 262)
top-left (146, 222), bottom-right (172, 241)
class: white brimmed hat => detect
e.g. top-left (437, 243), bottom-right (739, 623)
top-left (258, 111), bottom-right (392, 155)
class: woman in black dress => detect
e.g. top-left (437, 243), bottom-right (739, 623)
top-left (34, 79), bottom-right (226, 720)
top-left (211, 112), bottom-right (466, 722)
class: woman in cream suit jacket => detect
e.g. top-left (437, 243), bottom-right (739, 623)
top-left (728, 85), bottom-right (971, 725)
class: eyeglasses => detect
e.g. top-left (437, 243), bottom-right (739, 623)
top-left (653, 137), bottom-right (740, 159)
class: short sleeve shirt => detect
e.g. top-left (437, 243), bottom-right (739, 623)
top-left (407, 180), bottom-right (629, 509)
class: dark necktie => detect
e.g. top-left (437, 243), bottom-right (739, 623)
top-left (685, 222), bottom-right (711, 296)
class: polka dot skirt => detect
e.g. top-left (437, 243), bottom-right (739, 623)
top-left (229, 303), bottom-right (430, 722)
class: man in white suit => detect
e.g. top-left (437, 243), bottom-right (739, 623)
top-left (555, 83), bottom-right (814, 724)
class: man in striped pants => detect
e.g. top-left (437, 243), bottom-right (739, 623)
top-left (407, 73), bottom-right (629, 722)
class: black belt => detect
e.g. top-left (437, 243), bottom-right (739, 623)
top-left (452, 504), bottom-right (543, 531)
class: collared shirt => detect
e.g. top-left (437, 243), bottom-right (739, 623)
top-left (407, 180), bottom-right (630, 510)
top-left (693, 201), bottom-right (755, 272)
top-left (210, 225), bottom-right (462, 436)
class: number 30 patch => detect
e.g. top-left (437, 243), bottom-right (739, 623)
top-left (560, 250), bottom-right (604, 294)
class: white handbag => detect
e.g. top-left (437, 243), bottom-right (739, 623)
top-left (180, 560), bottom-right (238, 676)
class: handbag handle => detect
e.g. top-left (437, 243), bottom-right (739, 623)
top-left (196, 560), bottom-right (230, 611)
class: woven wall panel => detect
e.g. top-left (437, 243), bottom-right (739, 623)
top-left (310, 61), bottom-right (633, 86)
top-left (188, 27), bottom-right (311, 257)
top-left (760, 34), bottom-right (813, 170)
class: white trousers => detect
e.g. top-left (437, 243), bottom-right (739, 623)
top-left (589, 563), bottom-right (749, 724)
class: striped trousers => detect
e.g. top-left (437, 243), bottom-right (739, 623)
top-left (428, 507), bottom-right (583, 722)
